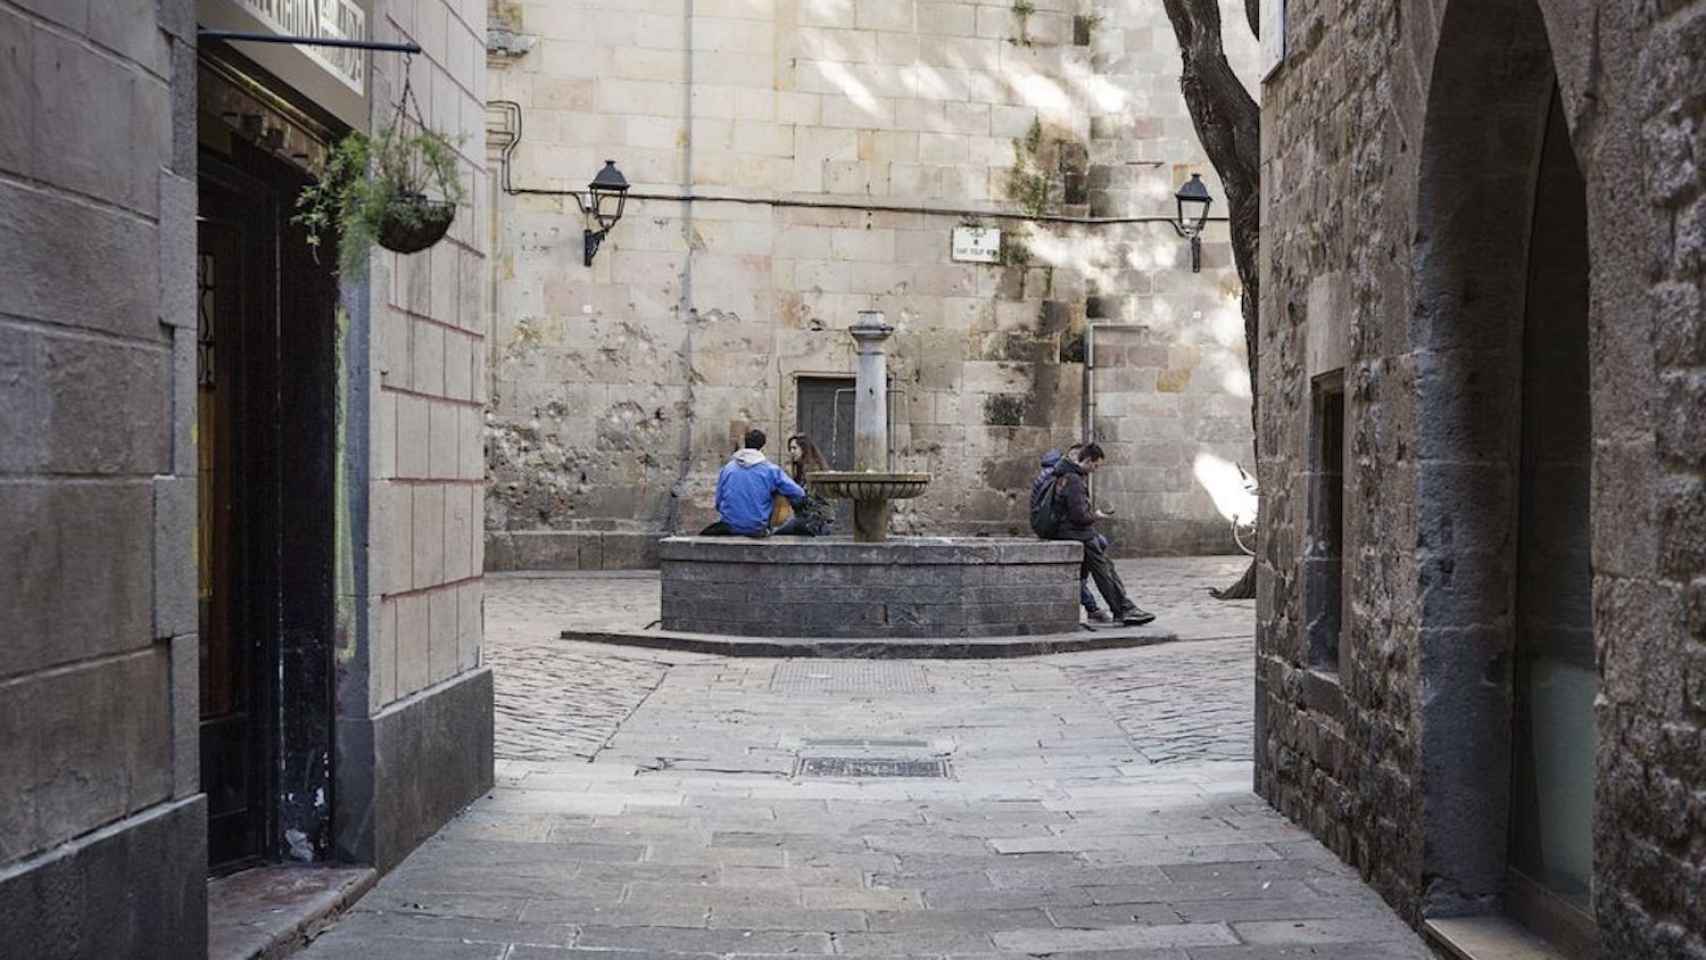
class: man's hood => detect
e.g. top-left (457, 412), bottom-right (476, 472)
top-left (1055, 457), bottom-right (1086, 477)
top-left (731, 448), bottom-right (768, 467)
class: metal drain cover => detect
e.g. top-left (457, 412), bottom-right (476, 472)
top-left (797, 757), bottom-right (949, 778)
top-left (772, 662), bottom-right (930, 693)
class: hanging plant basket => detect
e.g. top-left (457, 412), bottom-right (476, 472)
top-left (376, 191), bottom-right (457, 254)
top-left (292, 56), bottom-right (464, 275)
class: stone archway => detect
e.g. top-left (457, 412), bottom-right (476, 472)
top-left (1410, 0), bottom-right (1593, 932)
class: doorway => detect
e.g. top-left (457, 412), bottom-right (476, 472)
top-left (1411, 1), bottom-right (1596, 953)
top-left (196, 54), bottom-right (341, 873)
top-left (1507, 88), bottom-right (1595, 949)
top-left (796, 376), bottom-right (856, 529)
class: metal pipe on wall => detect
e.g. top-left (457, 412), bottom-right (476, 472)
top-left (1085, 322), bottom-right (1150, 505)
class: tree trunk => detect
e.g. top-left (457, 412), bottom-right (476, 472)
top-left (1210, 560), bottom-right (1257, 600)
top-left (1159, 0), bottom-right (1261, 601)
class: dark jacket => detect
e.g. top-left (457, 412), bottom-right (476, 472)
top-left (1050, 457), bottom-right (1098, 541)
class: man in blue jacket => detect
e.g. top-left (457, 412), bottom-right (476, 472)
top-left (703, 429), bottom-right (805, 537)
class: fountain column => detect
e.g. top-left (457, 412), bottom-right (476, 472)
top-left (849, 310), bottom-right (894, 542)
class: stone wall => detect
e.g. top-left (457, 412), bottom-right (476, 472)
top-left (481, 0), bottom-right (1259, 567)
top-left (0, 0), bottom-right (207, 952)
top-left (337, 0), bottom-right (495, 871)
top-left (1256, 0), bottom-right (1706, 954)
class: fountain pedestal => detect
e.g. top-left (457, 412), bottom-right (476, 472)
top-left (812, 310), bottom-right (930, 543)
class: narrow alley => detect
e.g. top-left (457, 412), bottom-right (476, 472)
top-left (295, 560), bottom-right (1430, 959)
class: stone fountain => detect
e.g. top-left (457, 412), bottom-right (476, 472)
top-left (808, 311), bottom-right (930, 542)
top-left (656, 312), bottom-right (1085, 641)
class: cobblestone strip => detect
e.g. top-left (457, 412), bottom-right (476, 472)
top-left (485, 644), bottom-right (670, 761)
top-left (1062, 637), bottom-right (1254, 764)
top-left (484, 575), bottom-right (683, 761)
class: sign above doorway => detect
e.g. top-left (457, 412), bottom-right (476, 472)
top-left (229, 0), bottom-right (369, 93)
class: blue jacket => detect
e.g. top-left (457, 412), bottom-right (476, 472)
top-left (715, 449), bottom-right (805, 534)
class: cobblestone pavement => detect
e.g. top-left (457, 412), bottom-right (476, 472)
top-left (297, 559), bottom-right (1430, 959)
top-left (484, 558), bottom-right (1253, 764)
top-left (485, 573), bottom-right (691, 762)
top-left (1062, 638), bottom-right (1252, 764)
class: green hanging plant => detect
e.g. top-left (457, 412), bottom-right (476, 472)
top-left (294, 63), bottom-right (465, 276)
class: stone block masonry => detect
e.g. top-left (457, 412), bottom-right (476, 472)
top-left (338, 0), bottom-right (495, 872)
top-left (1255, 0), bottom-right (1706, 955)
top-left (659, 536), bottom-right (1083, 638)
top-left (0, 0), bottom-right (207, 952)
top-left (481, 0), bottom-right (1261, 567)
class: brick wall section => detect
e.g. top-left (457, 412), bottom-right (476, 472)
top-left (365, 0), bottom-right (490, 711)
top-left (482, 0), bottom-right (1260, 563)
top-left (1257, 0), bottom-right (1706, 953)
top-left (0, 0), bottom-right (199, 861)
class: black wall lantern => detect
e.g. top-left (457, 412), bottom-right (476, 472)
top-left (580, 160), bottom-right (629, 266)
top-left (1172, 173), bottom-right (1213, 273)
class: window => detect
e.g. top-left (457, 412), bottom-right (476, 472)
top-left (1306, 372), bottom-right (1345, 672)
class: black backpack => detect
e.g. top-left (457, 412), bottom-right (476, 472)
top-left (1030, 474), bottom-right (1065, 539)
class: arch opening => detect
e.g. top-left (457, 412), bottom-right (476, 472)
top-left (1410, 2), bottom-right (1595, 952)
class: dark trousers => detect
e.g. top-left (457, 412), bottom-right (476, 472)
top-left (1078, 535), bottom-right (1137, 616)
top-left (699, 520), bottom-right (768, 538)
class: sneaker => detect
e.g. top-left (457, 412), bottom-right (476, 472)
top-left (1120, 607), bottom-right (1157, 626)
top-left (1086, 608), bottom-right (1114, 623)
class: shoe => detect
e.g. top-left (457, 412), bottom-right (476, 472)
top-left (1120, 608), bottom-right (1156, 626)
top-left (1086, 608), bottom-right (1114, 623)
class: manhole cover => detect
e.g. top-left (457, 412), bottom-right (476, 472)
top-left (797, 757), bottom-right (950, 778)
top-left (772, 662), bottom-right (930, 693)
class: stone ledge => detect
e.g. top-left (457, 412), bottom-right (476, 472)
top-left (208, 864), bottom-right (376, 960)
top-left (1423, 916), bottom-right (1574, 960)
top-left (561, 625), bottom-right (1183, 659)
top-left (660, 535), bottom-right (1082, 565)
top-left (485, 530), bottom-right (661, 571)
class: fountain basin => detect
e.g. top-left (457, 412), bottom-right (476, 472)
top-left (807, 471), bottom-right (931, 501)
top-left (660, 536), bottom-right (1083, 638)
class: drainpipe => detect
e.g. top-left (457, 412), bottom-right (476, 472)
top-left (1086, 322), bottom-right (1149, 505)
top-left (664, 0), bottom-right (697, 535)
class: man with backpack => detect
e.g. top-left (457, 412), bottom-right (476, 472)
top-left (1032, 445), bottom-right (1111, 622)
top-left (1032, 443), bottom-right (1156, 627)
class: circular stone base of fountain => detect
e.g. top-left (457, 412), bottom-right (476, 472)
top-left (659, 536), bottom-right (1083, 638)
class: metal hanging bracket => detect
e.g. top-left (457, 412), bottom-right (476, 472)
top-left (198, 30), bottom-right (423, 55)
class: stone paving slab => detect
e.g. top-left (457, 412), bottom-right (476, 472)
top-left (297, 578), bottom-right (1429, 960)
top-left (293, 586), bottom-right (1426, 960)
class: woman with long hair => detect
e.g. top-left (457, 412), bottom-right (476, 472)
top-left (774, 434), bottom-right (836, 536)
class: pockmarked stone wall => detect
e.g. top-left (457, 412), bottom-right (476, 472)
top-left (1256, 0), bottom-right (1706, 954)
top-left (480, 0), bottom-right (1260, 567)
top-left (0, 0), bottom-right (208, 952)
top-left (338, 0), bottom-right (495, 871)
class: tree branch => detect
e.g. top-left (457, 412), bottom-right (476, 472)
top-left (1159, 0), bottom-right (1261, 427)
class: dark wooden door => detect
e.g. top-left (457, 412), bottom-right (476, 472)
top-left (197, 166), bottom-right (269, 872)
top-left (197, 136), bottom-right (339, 874)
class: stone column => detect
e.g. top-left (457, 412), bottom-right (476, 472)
top-left (849, 310), bottom-right (894, 541)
